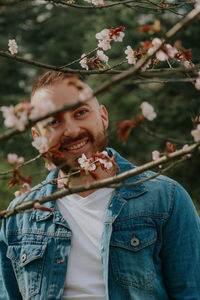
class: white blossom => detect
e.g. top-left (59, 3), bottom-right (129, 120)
top-left (7, 153), bottom-right (18, 165)
top-left (97, 39), bottom-right (111, 51)
top-left (96, 29), bottom-right (111, 51)
top-left (45, 161), bottom-right (56, 171)
top-left (141, 59), bottom-right (151, 71)
top-left (152, 150), bottom-right (160, 161)
top-left (140, 101), bottom-right (157, 121)
top-left (195, 78), bottom-right (200, 90)
top-left (32, 136), bottom-right (49, 153)
top-left (29, 99), bottom-right (56, 120)
top-left (191, 124), bottom-right (200, 142)
top-left (112, 31), bottom-right (125, 42)
top-left (125, 46), bottom-right (137, 65)
top-left (91, 0), bottom-right (104, 5)
top-left (96, 29), bottom-right (110, 41)
top-left (182, 144), bottom-right (192, 158)
top-left (14, 183), bottom-right (31, 198)
top-left (78, 153), bottom-right (96, 171)
top-left (0, 105), bottom-right (27, 131)
top-left (97, 50), bottom-right (109, 63)
top-left (8, 39), bottom-right (18, 55)
top-left (183, 60), bottom-right (194, 69)
top-left (148, 38), bottom-right (177, 62)
top-left (79, 53), bottom-right (89, 70)
top-left (79, 86), bottom-right (93, 102)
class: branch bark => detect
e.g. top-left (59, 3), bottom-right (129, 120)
top-left (0, 141), bottom-right (199, 219)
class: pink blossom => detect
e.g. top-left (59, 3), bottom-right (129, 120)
top-left (29, 99), bottom-right (56, 120)
top-left (182, 144), bottom-right (192, 158)
top-left (0, 105), bottom-right (27, 131)
top-left (191, 124), bottom-right (200, 142)
top-left (140, 101), bottom-right (157, 121)
top-left (17, 156), bottom-right (25, 165)
top-left (7, 153), bottom-right (25, 165)
top-left (96, 29), bottom-right (111, 51)
top-left (79, 53), bottom-right (89, 70)
top-left (21, 183), bottom-right (31, 193)
top-left (32, 136), bottom-right (49, 153)
top-left (45, 161), bottom-right (56, 171)
top-left (183, 60), bottom-right (194, 69)
top-left (125, 46), bottom-right (137, 65)
top-left (78, 153), bottom-right (96, 171)
top-left (91, 0), bottom-right (104, 5)
top-left (97, 39), bottom-right (111, 51)
top-left (195, 78), bottom-right (200, 90)
top-left (14, 183), bottom-right (31, 198)
top-left (152, 150), bottom-right (160, 161)
top-left (8, 39), bottom-right (18, 55)
top-left (7, 153), bottom-right (18, 165)
top-left (112, 31), bottom-right (125, 42)
top-left (141, 59), bottom-right (151, 71)
top-left (148, 38), bottom-right (177, 61)
top-left (95, 151), bottom-right (114, 169)
top-left (79, 86), bottom-right (93, 102)
top-left (97, 50), bottom-right (109, 63)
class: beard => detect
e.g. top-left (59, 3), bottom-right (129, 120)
top-left (51, 130), bottom-right (108, 174)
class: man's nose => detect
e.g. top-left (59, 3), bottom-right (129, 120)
top-left (63, 118), bottom-right (80, 138)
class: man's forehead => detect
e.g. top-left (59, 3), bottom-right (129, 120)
top-left (31, 81), bottom-right (99, 109)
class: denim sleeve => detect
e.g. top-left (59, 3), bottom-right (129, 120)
top-left (0, 222), bottom-right (22, 300)
top-left (161, 183), bottom-right (200, 299)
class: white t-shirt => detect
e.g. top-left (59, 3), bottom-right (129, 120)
top-left (56, 188), bottom-right (114, 300)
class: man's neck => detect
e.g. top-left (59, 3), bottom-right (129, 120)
top-left (58, 166), bottom-right (116, 197)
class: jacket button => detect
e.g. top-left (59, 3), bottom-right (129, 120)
top-left (131, 234), bottom-right (140, 247)
top-left (21, 251), bottom-right (27, 263)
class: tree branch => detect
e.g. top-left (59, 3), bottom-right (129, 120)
top-left (0, 141), bottom-right (199, 219)
top-left (94, 7), bottom-right (200, 97)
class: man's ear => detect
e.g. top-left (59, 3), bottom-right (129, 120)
top-left (100, 105), bottom-right (109, 130)
top-left (31, 127), bottom-right (40, 140)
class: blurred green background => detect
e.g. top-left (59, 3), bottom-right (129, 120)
top-left (0, 0), bottom-right (199, 214)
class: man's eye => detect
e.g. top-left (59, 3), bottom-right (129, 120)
top-left (48, 119), bottom-right (59, 126)
top-left (76, 109), bottom-right (87, 117)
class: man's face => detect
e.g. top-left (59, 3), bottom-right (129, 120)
top-left (31, 80), bottom-right (109, 171)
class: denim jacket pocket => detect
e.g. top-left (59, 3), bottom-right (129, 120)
top-left (7, 243), bottom-right (47, 300)
top-left (110, 220), bottom-right (157, 288)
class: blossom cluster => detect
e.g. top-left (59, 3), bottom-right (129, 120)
top-left (152, 142), bottom-right (191, 164)
top-left (0, 98), bottom-right (56, 132)
top-left (78, 151), bottom-right (114, 172)
top-left (80, 26), bottom-right (124, 70)
top-left (80, 50), bottom-right (109, 71)
top-left (83, 0), bottom-right (104, 5)
top-left (7, 153), bottom-right (24, 165)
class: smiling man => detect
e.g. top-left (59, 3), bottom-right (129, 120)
top-left (0, 71), bottom-right (200, 300)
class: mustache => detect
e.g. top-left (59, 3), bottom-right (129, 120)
top-left (59, 133), bottom-right (91, 148)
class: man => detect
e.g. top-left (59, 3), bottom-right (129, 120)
top-left (0, 71), bottom-right (200, 300)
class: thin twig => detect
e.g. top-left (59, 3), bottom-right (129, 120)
top-left (0, 154), bottom-right (42, 176)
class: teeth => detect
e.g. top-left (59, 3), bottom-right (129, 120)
top-left (68, 140), bottom-right (87, 150)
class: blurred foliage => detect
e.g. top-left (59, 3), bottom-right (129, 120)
top-left (0, 0), bottom-right (199, 214)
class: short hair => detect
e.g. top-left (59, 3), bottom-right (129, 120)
top-left (31, 71), bottom-right (83, 96)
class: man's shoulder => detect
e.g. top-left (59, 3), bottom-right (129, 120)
top-left (8, 169), bottom-right (58, 210)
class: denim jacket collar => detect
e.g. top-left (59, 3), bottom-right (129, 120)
top-left (31, 148), bottom-right (147, 222)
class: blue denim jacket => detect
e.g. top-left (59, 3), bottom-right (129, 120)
top-left (0, 148), bottom-right (200, 300)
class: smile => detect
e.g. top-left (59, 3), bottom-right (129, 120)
top-left (64, 139), bottom-right (88, 151)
